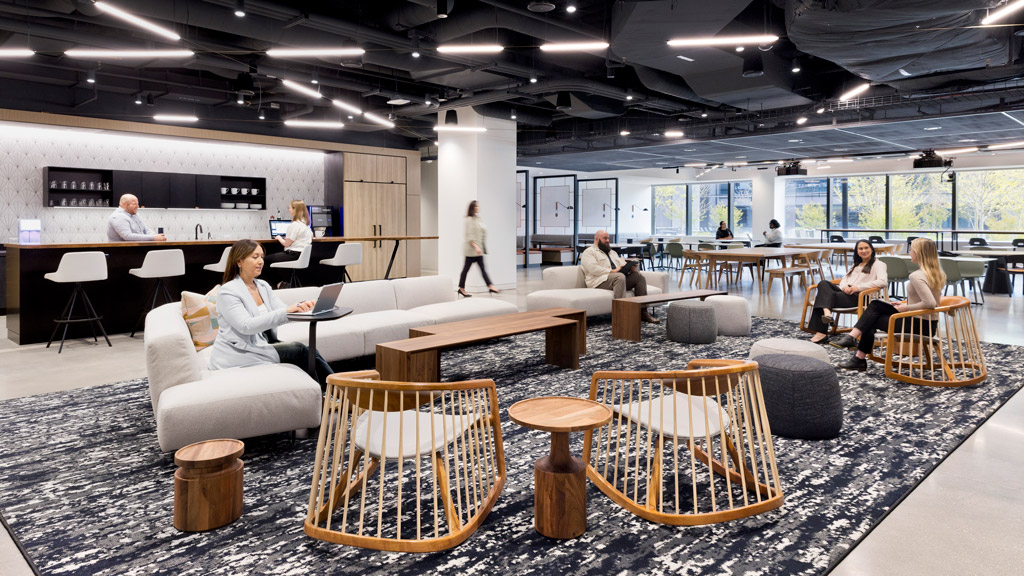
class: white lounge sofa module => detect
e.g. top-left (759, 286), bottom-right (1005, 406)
top-left (144, 302), bottom-right (322, 452)
top-left (274, 276), bottom-right (518, 361)
top-left (526, 266), bottom-right (669, 316)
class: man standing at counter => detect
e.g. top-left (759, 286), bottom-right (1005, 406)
top-left (107, 194), bottom-right (166, 242)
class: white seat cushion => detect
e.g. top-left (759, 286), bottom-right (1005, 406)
top-left (410, 299), bottom-right (518, 324)
top-left (526, 285), bottom-right (663, 317)
top-left (614, 393), bottom-right (728, 438)
top-left (392, 276), bottom-right (456, 309)
top-left (354, 410), bottom-right (469, 460)
top-left (156, 363), bottom-right (321, 452)
top-left (276, 319), bottom-right (365, 363)
top-left (340, 310), bottom-right (435, 355)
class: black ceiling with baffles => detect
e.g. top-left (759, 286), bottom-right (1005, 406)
top-left (1, 1), bottom-right (1023, 171)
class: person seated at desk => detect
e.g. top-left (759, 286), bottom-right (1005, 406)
top-left (581, 230), bottom-right (659, 323)
top-left (807, 240), bottom-right (888, 344)
top-left (266, 200), bottom-right (313, 288)
top-left (106, 194), bottom-right (166, 242)
top-left (715, 221), bottom-right (734, 240)
top-left (831, 238), bottom-right (943, 372)
top-left (208, 239), bottom-right (333, 390)
top-left (757, 219), bottom-right (783, 247)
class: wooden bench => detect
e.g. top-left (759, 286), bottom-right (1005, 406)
top-left (541, 246), bottom-right (575, 264)
top-left (376, 308), bottom-right (586, 382)
top-left (612, 290), bottom-right (727, 342)
top-left (517, 249), bottom-right (542, 266)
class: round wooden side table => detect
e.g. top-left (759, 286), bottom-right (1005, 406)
top-left (508, 396), bottom-right (612, 539)
top-left (173, 439), bottom-right (245, 532)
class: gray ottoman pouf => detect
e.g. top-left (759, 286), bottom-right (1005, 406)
top-left (705, 295), bottom-right (751, 336)
top-left (666, 300), bottom-right (717, 344)
top-left (749, 337), bottom-right (831, 365)
top-left (756, 353), bottom-right (843, 440)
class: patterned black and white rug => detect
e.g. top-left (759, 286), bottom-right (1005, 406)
top-left (0, 317), bottom-right (1021, 576)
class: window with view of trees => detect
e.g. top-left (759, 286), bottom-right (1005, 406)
top-left (888, 173), bottom-right (951, 239)
top-left (653, 184), bottom-right (686, 235)
top-left (690, 182), bottom-right (731, 234)
top-left (785, 178), bottom-right (827, 238)
top-left (956, 169), bottom-right (1024, 236)
top-left (732, 181), bottom-right (753, 236)
top-left (829, 176), bottom-right (887, 231)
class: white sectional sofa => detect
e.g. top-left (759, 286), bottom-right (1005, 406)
top-left (274, 276), bottom-right (518, 361)
top-left (525, 266), bottom-right (669, 316)
top-left (144, 276), bottom-right (517, 451)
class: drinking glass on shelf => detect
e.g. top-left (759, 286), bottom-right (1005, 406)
top-left (70, 198), bottom-right (78, 207)
top-left (88, 198), bottom-right (96, 207)
top-left (103, 182), bottom-right (110, 191)
top-left (61, 180), bottom-right (67, 189)
top-left (104, 199), bottom-right (110, 206)
top-left (61, 198), bottom-right (67, 206)
top-left (50, 180), bottom-right (57, 188)
top-left (70, 181), bottom-right (76, 189)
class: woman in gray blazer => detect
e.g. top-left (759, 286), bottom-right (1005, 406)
top-left (208, 239), bottom-right (333, 390)
top-left (458, 200), bottom-right (498, 297)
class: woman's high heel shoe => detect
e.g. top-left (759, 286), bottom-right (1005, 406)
top-left (457, 288), bottom-right (472, 298)
top-left (488, 285), bottom-right (500, 294)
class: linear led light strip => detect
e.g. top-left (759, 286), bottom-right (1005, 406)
top-left (94, 2), bottom-right (180, 41)
top-left (284, 120), bottom-right (344, 129)
top-left (839, 83), bottom-right (871, 101)
top-left (65, 49), bottom-right (194, 58)
top-left (982, 0), bottom-right (1024, 25)
top-left (283, 80), bottom-right (387, 128)
top-left (985, 140), bottom-right (1024, 150)
top-left (0, 49), bottom-right (34, 57)
top-left (267, 48), bottom-right (366, 57)
top-left (436, 44), bottom-right (504, 54)
top-left (539, 42), bottom-right (609, 52)
top-left (434, 126), bottom-right (487, 132)
top-left (153, 115), bottom-right (198, 123)
top-left (667, 34), bottom-right (778, 47)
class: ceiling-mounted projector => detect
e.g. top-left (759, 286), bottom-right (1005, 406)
top-left (913, 150), bottom-right (951, 169)
top-left (776, 162), bottom-right (806, 176)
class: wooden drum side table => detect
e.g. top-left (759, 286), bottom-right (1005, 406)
top-left (173, 439), bottom-right (245, 532)
top-left (508, 397), bottom-right (612, 539)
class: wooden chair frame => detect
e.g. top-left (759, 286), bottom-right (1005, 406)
top-left (866, 296), bottom-right (987, 387)
top-left (305, 370), bottom-right (506, 552)
top-left (799, 279), bottom-right (885, 335)
top-left (583, 360), bottom-right (783, 525)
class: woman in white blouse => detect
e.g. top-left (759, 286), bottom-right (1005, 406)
top-left (265, 200), bottom-right (313, 288)
top-left (807, 240), bottom-right (888, 344)
top-left (757, 219), bottom-right (783, 247)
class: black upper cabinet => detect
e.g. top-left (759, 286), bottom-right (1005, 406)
top-left (168, 173), bottom-right (197, 208)
top-left (140, 172), bottom-right (169, 208)
top-left (112, 170), bottom-right (141, 200)
top-left (196, 175), bottom-right (221, 208)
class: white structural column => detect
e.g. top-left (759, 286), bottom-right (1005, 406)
top-left (436, 108), bottom-right (517, 290)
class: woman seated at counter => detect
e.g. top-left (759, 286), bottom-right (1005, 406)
top-left (807, 240), bottom-right (888, 344)
top-left (266, 200), bottom-right (313, 288)
top-left (208, 239), bottom-right (333, 390)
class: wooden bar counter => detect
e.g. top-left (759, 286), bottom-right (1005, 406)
top-left (4, 236), bottom-right (436, 345)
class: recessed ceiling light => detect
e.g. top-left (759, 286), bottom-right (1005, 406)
top-left (788, 139), bottom-right (803, 143)
top-left (386, 97), bottom-right (411, 105)
top-left (923, 126), bottom-right (942, 131)
top-left (536, 162), bottom-right (543, 165)
top-left (620, 130), bottom-right (631, 136)
top-left (655, 162), bottom-right (668, 165)
top-left (676, 55), bottom-right (695, 62)
top-left (816, 106), bottom-right (826, 114)
top-left (735, 46), bottom-right (744, 52)
top-left (566, 4), bottom-right (577, 13)
top-left (664, 130), bottom-right (684, 137)
top-left (683, 148), bottom-right (696, 151)
top-left (736, 156), bottom-right (746, 159)
top-left (898, 68), bottom-right (912, 77)
top-left (834, 148), bottom-right (849, 152)
top-left (796, 116), bottom-right (808, 125)
top-left (958, 139), bottom-right (978, 143)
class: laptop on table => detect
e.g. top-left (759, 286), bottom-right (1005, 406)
top-left (289, 282), bottom-right (344, 316)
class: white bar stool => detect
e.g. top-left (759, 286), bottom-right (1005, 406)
top-left (270, 245), bottom-right (311, 287)
top-left (45, 251), bottom-right (111, 353)
top-left (204, 246), bottom-right (231, 274)
top-left (319, 243), bottom-right (362, 282)
top-left (129, 249), bottom-right (185, 337)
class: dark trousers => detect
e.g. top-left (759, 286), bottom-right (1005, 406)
top-left (273, 341), bottom-right (333, 392)
top-left (853, 300), bottom-right (938, 355)
top-left (264, 249), bottom-right (301, 286)
top-left (459, 256), bottom-right (493, 289)
top-left (808, 281), bottom-right (859, 333)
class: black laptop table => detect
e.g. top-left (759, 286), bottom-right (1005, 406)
top-left (286, 307), bottom-right (353, 376)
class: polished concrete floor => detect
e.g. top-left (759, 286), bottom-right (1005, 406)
top-left (0, 264), bottom-right (1021, 574)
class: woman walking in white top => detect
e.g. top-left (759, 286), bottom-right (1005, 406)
top-left (808, 240), bottom-right (888, 344)
top-left (266, 200), bottom-right (313, 288)
top-left (458, 200), bottom-right (498, 297)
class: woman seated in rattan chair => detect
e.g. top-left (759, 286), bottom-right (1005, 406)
top-left (832, 238), bottom-right (944, 372)
top-left (807, 240), bottom-right (888, 344)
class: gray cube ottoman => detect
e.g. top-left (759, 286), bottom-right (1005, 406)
top-left (666, 300), bottom-right (717, 344)
top-left (749, 337), bottom-right (831, 365)
top-left (705, 295), bottom-right (751, 336)
top-left (755, 353), bottom-right (843, 440)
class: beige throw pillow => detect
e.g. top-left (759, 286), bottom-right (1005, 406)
top-left (181, 285), bottom-right (220, 350)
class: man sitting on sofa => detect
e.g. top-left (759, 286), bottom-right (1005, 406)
top-left (581, 230), bottom-right (659, 323)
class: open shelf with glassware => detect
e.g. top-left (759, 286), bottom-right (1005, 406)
top-left (217, 176), bottom-right (267, 210)
top-left (44, 167), bottom-right (115, 208)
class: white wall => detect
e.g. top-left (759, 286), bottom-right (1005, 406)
top-left (0, 121), bottom-right (324, 244)
top-left (420, 159), bottom-right (439, 274)
top-left (437, 110), bottom-right (517, 289)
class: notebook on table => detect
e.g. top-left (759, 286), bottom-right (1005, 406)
top-left (289, 282), bottom-right (344, 315)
